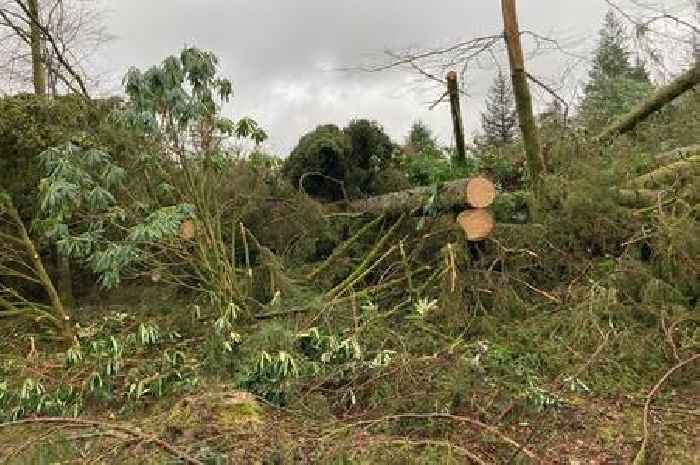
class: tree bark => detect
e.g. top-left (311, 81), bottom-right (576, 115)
top-left (56, 251), bottom-right (76, 311)
top-left (5, 201), bottom-right (74, 343)
top-left (346, 178), bottom-right (470, 215)
top-left (447, 71), bottom-right (466, 163)
top-left (595, 62), bottom-right (700, 144)
top-left (501, 0), bottom-right (544, 192)
top-left (27, 0), bottom-right (46, 96)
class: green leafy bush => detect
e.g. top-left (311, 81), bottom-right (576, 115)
top-left (282, 124), bottom-right (351, 201)
top-left (283, 119), bottom-right (399, 200)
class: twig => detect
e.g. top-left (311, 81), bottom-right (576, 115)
top-left (0, 417), bottom-right (205, 465)
top-left (525, 71), bottom-right (570, 122)
top-left (632, 353), bottom-right (700, 465)
top-left (370, 438), bottom-right (492, 465)
top-left (347, 413), bottom-right (542, 463)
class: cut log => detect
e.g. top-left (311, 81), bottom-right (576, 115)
top-left (596, 62), bottom-right (700, 143)
top-left (466, 177), bottom-right (497, 208)
top-left (457, 209), bottom-right (495, 241)
top-left (347, 178), bottom-right (469, 215)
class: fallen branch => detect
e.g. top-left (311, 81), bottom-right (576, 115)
top-left (349, 413), bottom-right (542, 463)
top-left (0, 417), bottom-right (205, 465)
top-left (307, 214), bottom-right (384, 280)
top-left (595, 62), bottom-right (700, 143)
top-left (632, 353), bottom-right (700, 465)
top-left (370, 438), bottom-right (492, 465)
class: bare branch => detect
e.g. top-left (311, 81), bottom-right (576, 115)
top-left (11, 0), bottom-right (89, 96)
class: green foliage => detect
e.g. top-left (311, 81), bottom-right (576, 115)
top-left (0, 95), bottom-right (136, 217)
top-left (33, 143), bottom-right (195, 289)
top-left (475, 145), bottom-right (525, 191)
top-left (467, 342), bottom-right (569, 411)
top-left (579, 10), bottom-right (654, 130)
top-left (0, 378), bottom-right (83, 421)
top-left (121, 46), bottom-right (266, 152)
top-left (283, 120), bottom-right (399, 200)
top-left (579, 77), bottom-right (655, 130)
top-left (400, 129), bottom-right (476, 187)
top-left (481, 69), bottom-right (518, 146)
top-left (240, 350), bottom-right (299, 405)
top-left (343, 119), bottom-right (396, 196)
top-left (283, 124), bottom-right (351, 200)
top-left (406, 120), bottom-right (437, 153)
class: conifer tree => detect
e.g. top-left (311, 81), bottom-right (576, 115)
top-left (406, 121), bottom-right (437, 153)
top-left (481, 69), bottom-right (518, 146)
top-left (579, 10), bottom-right (654, 130)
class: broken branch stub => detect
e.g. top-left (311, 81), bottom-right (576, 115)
top-left (457, 209), bottom-right (495, 241)
top-left (465, 177), bottom-right (497, 208)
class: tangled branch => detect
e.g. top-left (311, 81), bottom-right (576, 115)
top-left (0, 417), bottom-right (205, 465)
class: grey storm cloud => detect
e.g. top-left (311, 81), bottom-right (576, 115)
top-left (101, 0), bottom-right (612, 153)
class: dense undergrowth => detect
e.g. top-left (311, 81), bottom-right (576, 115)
top-left (1, 53), bottom-right (699, 464)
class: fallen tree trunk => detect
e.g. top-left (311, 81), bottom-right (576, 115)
top-left (347, 178), bottom-right (470, 215)
top-left (631, 154), bottom-right (700, 189)
top-left (653, 144), bottom-right (700, 167)
top-left (615, 183), bottom-right (700, 208)
top-left (595, 62), bottom-right (700, 143)
top-left (346, 177), bottom-right (498, 215)
top-left (345, 149), bottom-right (698, 215)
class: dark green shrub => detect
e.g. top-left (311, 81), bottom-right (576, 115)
top-left (343, 118), bottom-right (397, 196)
top-left (283, 120), bottom-right (399, 200)
top-left (282, 124), bottom-right (351, 201)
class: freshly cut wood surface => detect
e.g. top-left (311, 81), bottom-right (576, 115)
top-left (465, 177), bottom-right (497, 208)
top-left (457, 209), bottom-right (495, 241)
top-left (180, 220), bottom-right (195, 240)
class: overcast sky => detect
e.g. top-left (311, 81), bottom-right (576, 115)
top-left (95, 0), bottom-right (689, 153)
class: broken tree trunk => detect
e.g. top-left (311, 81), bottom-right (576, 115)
top-left (595, 62), bottom-right (700, 143)
top-left (501, 0), bottom-right (544, 192)
top-left (447, 71), bottom-right (467, 164)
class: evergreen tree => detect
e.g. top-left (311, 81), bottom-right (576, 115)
top-left (481, 70), bottom-right (518, 146)
top-left (579, 10), bottom-right (654, 130)
top-left (587, 11), bottom-right (636, 86)
top-left (407, 121), bottom-right (436, 151)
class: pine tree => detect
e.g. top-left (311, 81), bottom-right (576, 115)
top-left (587, 11), bottom-right (635, 86)
top-left (406, 121), bottom-right (437, 153)
top-left (579, 10), bottom-right (654, 130)
top-left (481, 70), bottom-right (518, 146)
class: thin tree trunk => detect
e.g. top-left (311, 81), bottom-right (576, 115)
top-left (595, 62), bottom-right (700, 143)
top-left (447, 71), bottom-right (466, 163)
top-left (56, 251), bottom-right (76, 310)
top-left (6, 202), bottom-right (74, 343)
top-left (28, 0), bottom-right (46, 96)
top-left (501, 0), bottom-right (544, 191)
